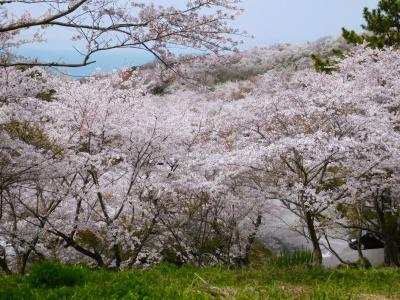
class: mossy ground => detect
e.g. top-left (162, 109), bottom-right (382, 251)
top-left (1, 262), bottom-right (399, 300)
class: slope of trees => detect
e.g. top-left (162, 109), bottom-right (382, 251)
top-left (1, 42), bottom-right (400, 272)
top-left (1, 1), bottom-right (400, 274)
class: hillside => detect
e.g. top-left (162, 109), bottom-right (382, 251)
top-left (1, 35), bottom-right (400, 273)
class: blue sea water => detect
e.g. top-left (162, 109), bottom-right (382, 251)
top-left (15, 46), bottom-right (156, 77)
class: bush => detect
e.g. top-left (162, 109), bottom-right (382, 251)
top-left (1, 119), bottom-right (64, 154)
top-left (27, 261), bottom-right (86, 288)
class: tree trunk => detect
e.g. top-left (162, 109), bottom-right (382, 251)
top-left (305, 212), bottom-right (322, 266)
top-left (113, 244), bottom-right (122, 269)
top-left (18, 251), bottom-right (31, 275)
top-left (356, 230), bottom-right (372, 268)
top-left (383, 234), bottom-right (400, 267)
top-left (0, 246), bottom-right (12, 275)
top-left (241, 214), bottom-right (262, 266)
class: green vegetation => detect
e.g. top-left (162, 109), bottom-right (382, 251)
top-left (269, 249), bottom-right (314, 268)
top-left (313, 0), bottom-right (400, 73)
top-left (1, 119), bottom-right (64, 154)
top-left (1, 261), bottom-right (399, 299)
top-left (342, 0), bottom-right (400, 48)
top-left (27, 261), bottom-right (86, 289)
top-left (310, 54), bottom-right (337, 74)
top-left (311, 49), bottom-right (346, 74)
top-left (36, 89), bottom-right (57, 102)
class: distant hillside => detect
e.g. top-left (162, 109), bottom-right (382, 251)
top-left (138, 36), bottom-right (351, 94)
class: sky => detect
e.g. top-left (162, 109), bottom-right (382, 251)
top-left (14, 0), bottom-right (380, 76)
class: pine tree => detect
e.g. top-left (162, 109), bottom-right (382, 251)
top-left (311, 49), bottom-right (345, 74)
top-left (313, 0), bottom-right (400, 73)
top-left (342, 0), bottom-right (400, 48)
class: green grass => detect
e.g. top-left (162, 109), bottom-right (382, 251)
top-left (1, 262), bottom-right (399, 299)
top-left (269, 249), bottom-right (314, 268)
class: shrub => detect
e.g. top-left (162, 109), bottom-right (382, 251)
top-left (27, 261), bottom-right (86, 288)
top-left (1, 119), bottom-right (64, 154)
top-left (36, 89), bottom-right (56, 102)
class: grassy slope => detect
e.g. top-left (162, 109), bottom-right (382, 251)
top-left (1, 263), bottom-right (400, 300)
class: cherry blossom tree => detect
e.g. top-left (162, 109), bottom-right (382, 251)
top-left (333, 48), bottom-right (400, 266)
top-left (0, 0), bottom-right (243, 68)
top-left (226, 46), bottom-right (400, 266)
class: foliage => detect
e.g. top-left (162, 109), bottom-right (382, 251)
top-left (314, 0), bottom-right (400, 72)
top-left (36, 89), bottom-right (56, 102)
top-left (1, 119), bottom-right (63, 154)
top-left (311, 54), bottom-right (337, 74)
top-left (311, 48), bottom-right (346, 74)
top-left (342, 0), bottom-right (400, 48)
top-left (27, 261), bottom-right (85, 289)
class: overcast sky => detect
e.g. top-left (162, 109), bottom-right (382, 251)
top-left (15, 0), bottom-right (380, 76)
